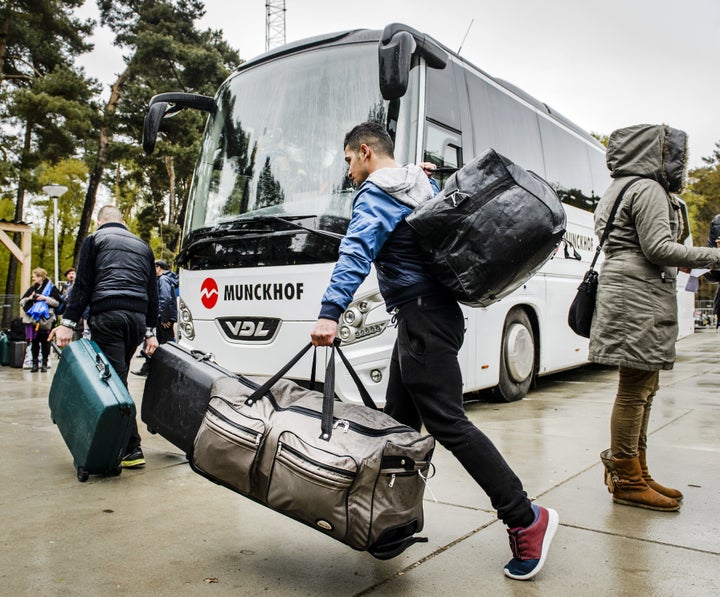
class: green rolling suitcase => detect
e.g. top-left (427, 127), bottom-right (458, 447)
top-left (49, 339), bottom-right (136, 482)
top-left (0, 331), bottom-right (9, 365)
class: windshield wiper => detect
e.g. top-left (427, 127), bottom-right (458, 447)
top-left (249, 215), bottom-right (345, 241)
top-left (177, 214), bottom-right (345, 266)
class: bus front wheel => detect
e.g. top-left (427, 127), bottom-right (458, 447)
top-left (492, 308), bottom-right (535, 402)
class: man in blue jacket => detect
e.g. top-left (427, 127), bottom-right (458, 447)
top-left (311, 121), bottom-right (558, 581)
top-left (154, 260), bottom-right (179, 344)
top-left (133, 260), bottom-right (178, 376)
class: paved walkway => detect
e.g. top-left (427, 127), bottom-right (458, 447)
top-left (1, 331), bottom-right (718, 596)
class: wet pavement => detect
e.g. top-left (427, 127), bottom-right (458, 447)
top-left (1, 331), bottom-right (718, 596)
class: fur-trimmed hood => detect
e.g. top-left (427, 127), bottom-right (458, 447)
top-left (606, 124), bottom-right (688, 193)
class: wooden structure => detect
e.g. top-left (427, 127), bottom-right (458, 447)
top-left (0, 220), bottom-right (32, 289)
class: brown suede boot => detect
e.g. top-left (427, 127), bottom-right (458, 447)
top-left (600, 449), bottom-right (680, 512)
top-left (638, 449), bottom-right (684, 501)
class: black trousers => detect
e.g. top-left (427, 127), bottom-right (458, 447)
top-left (30, 329), bottom-right (51, 363)
top-left (384, 295), bottom-right (533, 528)
top-left (89, 310), bottom-right (146, 453)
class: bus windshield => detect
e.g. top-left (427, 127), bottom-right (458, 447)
top-left (182, 43), bottom-right (391, 268)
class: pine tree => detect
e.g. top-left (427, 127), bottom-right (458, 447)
top-left (76, 0), bottom-right (240, 259)
top-left (0, 0), bottom-right (96, 326)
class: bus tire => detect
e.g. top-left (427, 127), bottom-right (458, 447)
top-left (492, 308), bottom-right (535, 402)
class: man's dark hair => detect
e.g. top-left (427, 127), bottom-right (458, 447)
top-left (64, 267), bottom-right (76, 276)
top-left (155, 260), bottom-right (170, 271)
top-left (344, 121), bottom-right (394, 157)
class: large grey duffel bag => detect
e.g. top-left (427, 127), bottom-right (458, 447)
top-left (190, 341), bottom-right (435, 559)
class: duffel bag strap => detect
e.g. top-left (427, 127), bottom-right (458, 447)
top-left (245, 342), bottom-right (314, 405)
top-left (333, 340), bottom-right (378, 410)
top-left (320, 339), bottom-right (379, 440)
top-left (320, 344), bottom-right (336, 440)
top-left (245, 339), bottom-right (378, 440)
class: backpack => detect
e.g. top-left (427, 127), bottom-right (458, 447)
top-left (406, 148), bottom-right (567, 307)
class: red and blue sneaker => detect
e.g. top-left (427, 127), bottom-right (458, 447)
top-left (504, 504), bottom-right (559, 580)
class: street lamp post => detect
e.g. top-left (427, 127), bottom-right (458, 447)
top-left (42, 184), bottom-right (68, 287)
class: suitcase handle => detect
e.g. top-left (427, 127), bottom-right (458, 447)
top-left (95, 352), bottom-right (112, 382)
top-left (245, 340), bottom-right (378, 440)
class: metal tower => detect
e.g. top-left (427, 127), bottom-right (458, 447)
top-left (265, 0), bottom-right (286, 51)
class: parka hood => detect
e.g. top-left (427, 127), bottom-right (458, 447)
top-left (365, 164), bottom-right (434, 208)
top-left (606, 124), bottom-right (688, 193)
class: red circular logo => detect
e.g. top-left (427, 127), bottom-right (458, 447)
top-left (200, 278), bottom-right (219, 309)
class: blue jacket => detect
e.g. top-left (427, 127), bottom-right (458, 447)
top-left (157, 270), bottom-right (179, 324)
top-left (319, 166), bottom-right (445, 321)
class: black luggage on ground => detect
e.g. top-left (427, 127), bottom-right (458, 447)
top-left (190, 342), bottom-right (436, 560)
top-left (8, 341), bottom-right (26, 368)
top-left (141, 342), bottom-right (238, 456)
top-left (49, 339), bottom-right (136, 482)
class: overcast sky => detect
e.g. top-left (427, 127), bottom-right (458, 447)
top-left (77, 0), bottom-right (719, 169)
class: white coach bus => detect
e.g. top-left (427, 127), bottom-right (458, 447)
top-left (143, 23), bottom-right (695, 403)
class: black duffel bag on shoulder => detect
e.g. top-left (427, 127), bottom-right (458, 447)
top-left (406, 148), bottom-right (567, 307)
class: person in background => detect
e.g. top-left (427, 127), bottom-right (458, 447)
top-left (19, 267), bottom-right (62, 372)
top-left (154, 260), bottom-right (178, 344)
top-left (702, 214), bottom-right (720, 328)
top-left (311, 121), bottom-right (558, 581)
top-left (62, 267), bottom-right (87, 341)
top-left (50, 205), bottom-right (159, 469)
top-left (62, 267), bottom-right (76, 298)
top-left (590, 124), bottom-right (720, 511)
top-left (132, 259), bottom-right (178, 377)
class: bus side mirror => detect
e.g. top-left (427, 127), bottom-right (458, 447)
top-left (378, 30), bottom-right (416, 100)
top-left (378, 23), bottom-right (448, 100)
top-left (142, 92), bottom-right (216, 154)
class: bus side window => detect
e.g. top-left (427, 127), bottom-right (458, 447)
top-left (423, 121), bottom-right (462, 189)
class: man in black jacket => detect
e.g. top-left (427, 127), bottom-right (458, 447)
top-left (51, 205), bottom-right (159, 468)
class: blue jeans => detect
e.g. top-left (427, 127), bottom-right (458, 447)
top-left (89, 310), bottom-right (146, 453)
top-left (384, 295), bottom-right (533, 528)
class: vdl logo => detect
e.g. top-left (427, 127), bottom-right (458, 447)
top-left (217, 317), bottom-right (281, 343)
top-left (200, 278), bottom-right (219, 309)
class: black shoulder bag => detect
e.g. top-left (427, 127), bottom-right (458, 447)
top-left (568, 178), bottom-right (641, 337)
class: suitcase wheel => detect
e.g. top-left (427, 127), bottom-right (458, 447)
top-left (109, 466), bottom-right (122, 477)
top-left (146, 425), bottom-right (158, 435)
top-left (77, 467), bottom-right (90, 482)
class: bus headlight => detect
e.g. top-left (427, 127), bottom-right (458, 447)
top-left (338, 291), bottom-right (388, 345)
top-left (178, 297), bottom-right (195, 341)
top-left (343, 308), bottom-right (361, 326)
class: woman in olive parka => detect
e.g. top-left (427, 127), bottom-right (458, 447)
top-left (590, 124), bottom-right (720, 511)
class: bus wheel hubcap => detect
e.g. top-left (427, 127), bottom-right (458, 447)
top-left (505, 323), bottom-right (533, 382)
